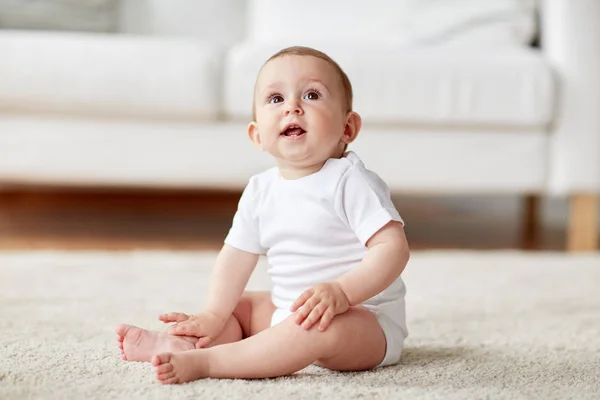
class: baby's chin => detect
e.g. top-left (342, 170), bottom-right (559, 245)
top-left (278, 146), bottom-right (344, 162)
top-left (275, 153), bottom-right (322, 166)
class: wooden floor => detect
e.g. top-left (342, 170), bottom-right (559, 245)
top-left (0, 189), bottom-right (566, 251)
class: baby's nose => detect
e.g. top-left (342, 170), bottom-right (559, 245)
top-left (285, 101), bottom-right (303, 115)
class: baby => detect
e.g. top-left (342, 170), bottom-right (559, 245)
top-left (116, 46), bottom-right (410, 384)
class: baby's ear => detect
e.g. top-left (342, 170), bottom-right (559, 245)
top-left (342, 112), bottom-right (362, 144)
top-left (247, 121), bottom-right (263, 151)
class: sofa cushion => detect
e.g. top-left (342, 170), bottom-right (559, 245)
top-left (118, 0), bottom-right (246, 47)
top-left (224, 43), bottom-right (554, 128)
top-left (0, 31), bottom-right (222, 119)
top-left (0, 115), bottom-right (547, 192)
top-left (0, 116), bottom-right (273, 189)
top-left (247, 0), bottom-right (537, 47)
top-left (0, 0), bottom-right (117, 32)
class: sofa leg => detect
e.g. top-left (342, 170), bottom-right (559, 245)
top-left (521, 194), bottom-right (540, 250)
top-left (567, 194), bottom-right (598, 252)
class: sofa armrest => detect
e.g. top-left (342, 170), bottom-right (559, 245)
top-left (542, 0), bottom-right (600, 194)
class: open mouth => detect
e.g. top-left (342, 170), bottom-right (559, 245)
top-left (280, 124), bottom-right (306, 138)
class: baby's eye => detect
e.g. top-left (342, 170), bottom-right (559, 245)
top-left (268, 95), bottom-right (284, 104)
top-left (304, 91), bottom-right (320, 100)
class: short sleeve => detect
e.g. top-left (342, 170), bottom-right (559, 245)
top-left (224, 177), bottom-right (266, 254)
top-left (335, 167), bottom-right (404, 246)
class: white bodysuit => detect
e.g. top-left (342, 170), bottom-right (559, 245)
top-left (224, 151), bottom-right (407, 367)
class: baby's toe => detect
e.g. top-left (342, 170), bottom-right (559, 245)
top-left (156, 363), bottom-right (173, 374)
top-left (157, 371), bottom-right (176, 381)
top-left (152, 353), bottom-right (172, 367)
top-left (159, 375), bottom-right (180, 385)
top-left (115, 324), bottom-right (128, 336)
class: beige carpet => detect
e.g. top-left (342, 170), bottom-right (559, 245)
top-left (1, 250), bottom-right (599, 400)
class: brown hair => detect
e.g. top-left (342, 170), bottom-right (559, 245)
top-left (251, 46), bottom-right (353, 121)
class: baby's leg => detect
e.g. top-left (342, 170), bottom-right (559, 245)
top-left (116, 291), bottom-right (274, 362)
top-left (152, 306), bottom-right (386, 383)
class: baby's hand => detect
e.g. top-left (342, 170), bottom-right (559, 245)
top-left (290, 282), bottom-right (350, 331)
top-left (159, 311), bottom-right (227, 348)
top-left (159, 312), bottom-right (191, 324)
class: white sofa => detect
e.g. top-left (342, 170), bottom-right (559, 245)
top-left (0, 0), bottom-right (598, 251)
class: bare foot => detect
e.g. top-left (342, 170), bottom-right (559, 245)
top-left (115, 324), bottom-right (197, 362)
top-left (152, 350), bottom-right (209, 384)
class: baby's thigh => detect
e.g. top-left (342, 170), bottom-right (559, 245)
top-left (233, 291), bottom-right (276, 338)
top-left (315, 306), bottom-right (386, 371)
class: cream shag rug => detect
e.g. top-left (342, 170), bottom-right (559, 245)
top-left (1, 251), bottom-right (599, 400)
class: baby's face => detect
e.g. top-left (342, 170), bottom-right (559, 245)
top-left (251, 55), bottom-right (349, 170)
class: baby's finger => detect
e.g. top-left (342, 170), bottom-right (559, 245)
top-left (159, 312), bottom-right (189, 323)
top-left (195, 336), bottom-right (212, 349)
top-left (166, 323), bottom-right (182, 334)
top-left (168, 322), bottom-right (199, 336)
top-left (294, 295), bottom-right (320, 324)
top-left (302, 302), bottom-right (325, 330)
top-left (291, 289), bottom-right (313, 312)
top-left (318, 309), bottom-right (336, 332)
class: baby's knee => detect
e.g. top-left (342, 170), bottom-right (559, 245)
top-left (327, 307), bottom-right (378, 339)
top-left (207, 315), bottom-right (243, 347)
top-left (233, 293), bottom-right (252, 315)
top-left (233, 291), bottom-right (274, 337)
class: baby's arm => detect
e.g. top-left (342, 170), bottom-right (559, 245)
top-left (165, 244), bottom-right (258, 339)
top-left (293, 221), bottom-right (409, 331)
top-left (336, 220), bottom-right (409, 305)
top-left (203, 244), bottom-right (259, 320)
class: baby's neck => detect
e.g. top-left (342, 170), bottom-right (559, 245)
top-left (278, 162), bottom-right (325, 180)
top-left (278, 152), bottom-right (347, 180)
